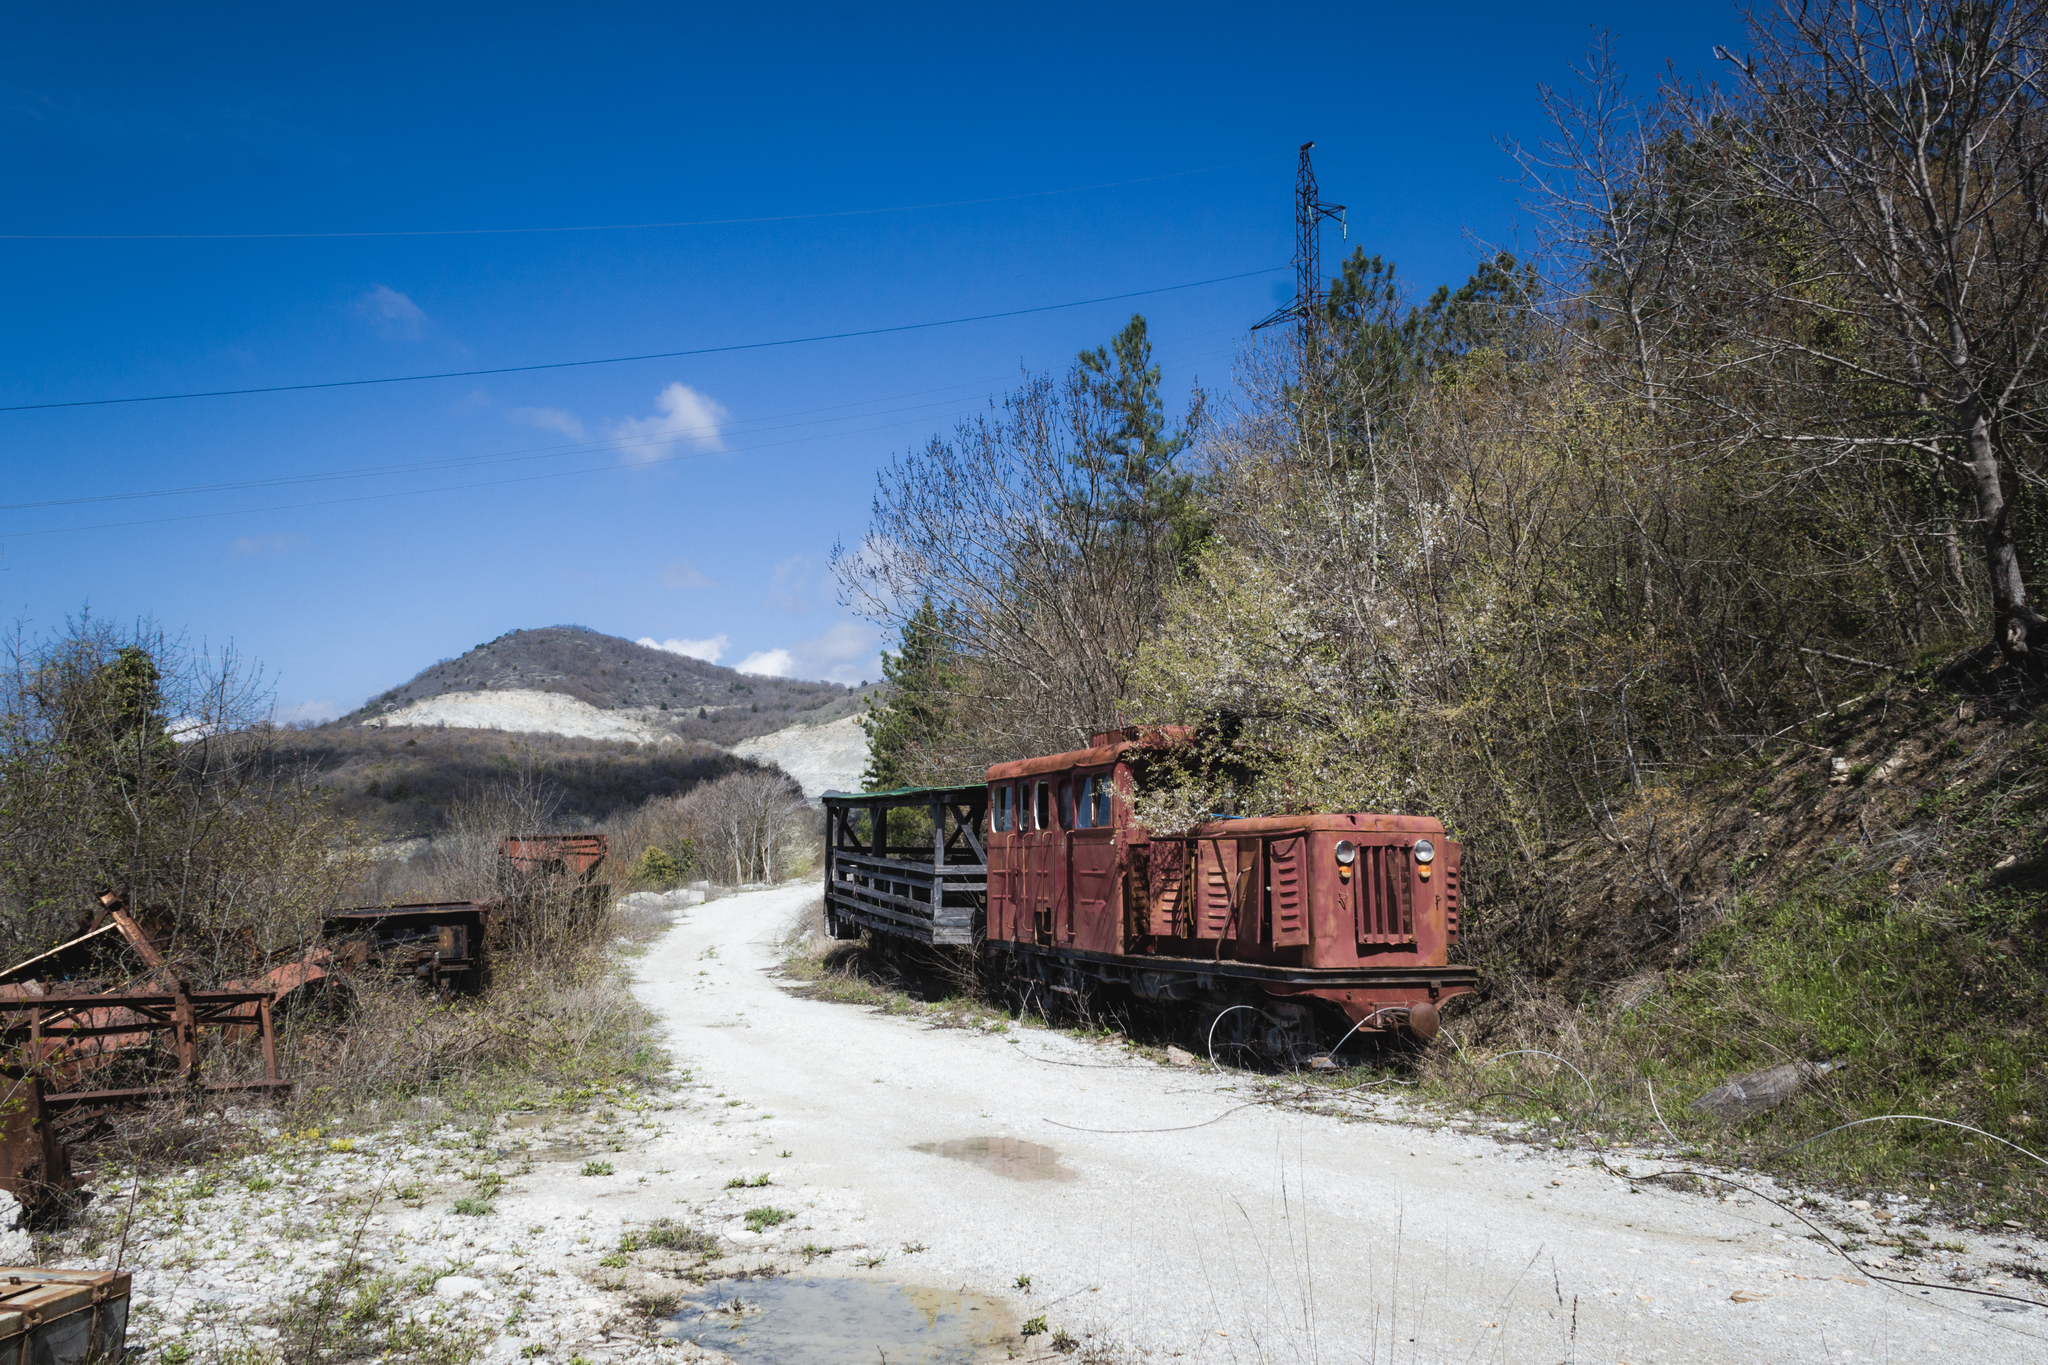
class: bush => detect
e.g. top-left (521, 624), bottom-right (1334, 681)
top-left (632, 845), bottom-right (685, 887)
top-left (0, 619), bottom-right (365, 975)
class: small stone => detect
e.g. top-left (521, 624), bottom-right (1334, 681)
top-left (435, 1275), bottom-right (488, 1301)
top-left (1849, 1199), bottom-right (1872, 1211)
top-left (1690, 1061), bottom-right (1830, 1122)
top-left (1164, 1046), bottom-right (1200, 1067)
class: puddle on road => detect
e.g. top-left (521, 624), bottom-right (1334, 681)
top-left (667, 1277), bottom-right (1013, 1364)
top-left (910, 1135), bottom-right (1075, 1182)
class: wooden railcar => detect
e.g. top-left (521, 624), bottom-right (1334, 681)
top-left (823, 730), bottom-right (1474, 1053)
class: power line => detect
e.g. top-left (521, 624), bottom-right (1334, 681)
top-left (0, 267), bottom-right (1281, 414)
top-left (1, 340), bottom-right (1243, 539)
top-left (1, 324), bottom-right (1248, 514)
top-left (0, 158), bottom-right (1280, 241)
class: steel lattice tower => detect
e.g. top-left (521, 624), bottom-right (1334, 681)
top-left (1254, 142), bottom-right (1347, 361)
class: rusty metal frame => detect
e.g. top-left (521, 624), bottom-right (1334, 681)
top-left (0, 982), bottom-right (290, 1112)
top-left (0, 980), bottom-right (291, 1211)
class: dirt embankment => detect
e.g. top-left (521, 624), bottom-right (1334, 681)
top-left (1445, 665), bottom-right (2048, 1207)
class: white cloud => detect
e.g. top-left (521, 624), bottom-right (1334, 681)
top-left (733, 622), bottom-right (881, 685)
top-left (606, 382), bottom-right (727, 462)
top-left (276, 698), bottom-right (339, 724)
top-left (737, 648), bottom-right (795, 677)
top-left (661, 558), bottom-right (711, 590)
top-left (511, 406), bottom-right (588, 442)
top-left (231, 533), bottom-right (304, 558)
top-left (638, 634), bottom-right (729, 664)
top-left (796, 620), bottom-right (883, 684)
top-left (351, 284), bottom-right (428, 338)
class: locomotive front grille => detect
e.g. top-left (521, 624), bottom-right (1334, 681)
top-left (1357, 843), bottom-right (1415, 945)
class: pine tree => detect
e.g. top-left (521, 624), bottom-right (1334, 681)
top-left (1075, 314), bottom-right (1210, 572)
top-left (859, 596), bottom-right (957, 791)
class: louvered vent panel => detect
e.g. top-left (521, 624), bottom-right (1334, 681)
top-left (1195, 840), bottom-right (1236, 938)
top-left (1443, 863), bottom-right (1461, 947)
top-left (1268, 837), bottom-right (1309, 946)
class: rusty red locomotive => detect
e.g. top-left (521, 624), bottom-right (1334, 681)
top-left (823, 729), bottom-right (1473, 1057)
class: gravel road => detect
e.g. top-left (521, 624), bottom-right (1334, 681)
top-left (628, 881), bottom-right (2048, 1365)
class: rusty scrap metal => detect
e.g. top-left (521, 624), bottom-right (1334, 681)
top-left (323, 902), bottom-right (487, 996)
top-left (0, 982), bottom-right (290, 1110)
top-left (498, 834), bottom-right (608, 882)
top-left (0, 980), bottom-right (290, 1212)
top-left (0, 1072), bottom-right (74, 1217)
top-left (0, 1267), bottom-right (131, 1360)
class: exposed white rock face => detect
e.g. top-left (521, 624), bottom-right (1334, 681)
top-left (729, 714), bottom-right (871, 800)
top-left (363, 690), bottom-right (669, 743)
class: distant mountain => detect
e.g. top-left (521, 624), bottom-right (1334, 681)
top-left (342, 625), bottom-right (878, 748)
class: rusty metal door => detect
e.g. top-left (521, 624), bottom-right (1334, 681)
top-left (986, 834), bottom-right (1014, 942)
top-left (1068, 830), bottom-right (1118, 953)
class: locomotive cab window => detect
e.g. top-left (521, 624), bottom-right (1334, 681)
top-left (1032, 781), bottom-right (1050, 831)
top-left (992, 784), bottom-right (1012, 832)
top-left (1073, 773), bottom-right (1111, 828)
top-left (1059, 779), bottom-right (1075, 829)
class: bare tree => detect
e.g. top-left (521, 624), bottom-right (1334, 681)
top-left (833, 358), bottom-right (1198, 773)
top-left (675, 768), bottom-right (809, 884)
top-left (1686, 1), bottom-right (2048, 668)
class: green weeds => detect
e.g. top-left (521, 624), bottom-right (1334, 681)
top-left (619, 1219), bottom-right (716, 1254)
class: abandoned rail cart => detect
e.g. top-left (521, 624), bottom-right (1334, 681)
top-left (822, 729), bottom-right (1475, 1057)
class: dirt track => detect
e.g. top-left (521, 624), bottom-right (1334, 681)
top-left (628, 882), bottom-right (2045, 1363)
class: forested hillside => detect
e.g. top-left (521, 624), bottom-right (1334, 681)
top-left (846, 2), bottom-right (2048, 1197)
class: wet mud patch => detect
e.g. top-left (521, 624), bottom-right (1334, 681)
top-left (911, 1135), bottom-right (1075, 1182)
top-left (666, 1276), bottom-right (1015, 1363)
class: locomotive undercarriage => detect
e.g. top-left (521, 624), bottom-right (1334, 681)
top-left (984, 941), bottom-right (1469, 1065)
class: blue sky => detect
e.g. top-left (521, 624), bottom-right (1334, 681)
top-left (0, 1), bottom-right (1739, 720)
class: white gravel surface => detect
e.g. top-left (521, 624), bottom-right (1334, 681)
top-left (631, 882), bottom-right (2047, 1364)
top-left (54, 881), bottom-right (2046, 1364)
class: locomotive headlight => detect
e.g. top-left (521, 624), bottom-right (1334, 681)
top-left (1413, 839), bottom-right (1436, 864)
top-left (1334, 840), bottom-right (1357, 865)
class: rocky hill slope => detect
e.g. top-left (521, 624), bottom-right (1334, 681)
top-left (285, 626), bottom-right (881, 836)
top-left (346, 625), bottom-right (877, 748)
